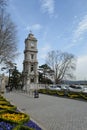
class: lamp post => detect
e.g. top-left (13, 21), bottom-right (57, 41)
top-left (8, 68), bottom-right (13, 91)
top-left (8, 66), bottom-right (17, 90)
top-left (43, 67), bottom-right (47, 88)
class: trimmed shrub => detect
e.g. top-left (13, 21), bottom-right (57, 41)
top-left (57, 91), bottom-right (65, 96)
top-left (0, 100), bottom-right (10, 105)
top-left (0, 110), bottom-right (30, 124)
top-left (0, 104), bottom-right (17, 111)
top-left (79, 93), bottom-right (87, 99)
top-left (67, 91), bottom-right (80, 98)
top-left (13, 125), bottom-right (34, 130)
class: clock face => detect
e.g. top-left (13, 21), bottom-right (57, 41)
top-left (31, 42), bottom-right (34, 47)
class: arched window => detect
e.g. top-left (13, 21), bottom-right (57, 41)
top-left (30, 77), bottom-right (34, 83)
top-left (31, 65), bottom-right (34, 72)
top-left (31, 54), bottom-right (34, 59)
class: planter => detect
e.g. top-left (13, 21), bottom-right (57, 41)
top-left (0, 108), bottom-right (6, 113)
top-left (67, 92), bottom-right (80, 98)
top-left (0, 104), bottom-right (17, 111)
top-left (0, 110), bottom-right (30, 124)
top-left (0, 120), bottom-right (16, 130)
top-left (13, 125), bottom-right (34, 130)
top-left (24, 120), bottom-right (42, 130)
top-left (57, 91), bottom-right (64, 96)
top-left (80, 93), bottom-right (87, 99)
top-left (0, 100), bottom-right (10, 105)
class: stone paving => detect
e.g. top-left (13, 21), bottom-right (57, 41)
top-left (4, 92), bottom-right (87, 130)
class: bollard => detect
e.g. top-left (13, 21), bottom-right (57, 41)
top-left (34, 89), bottom-right (39, 98)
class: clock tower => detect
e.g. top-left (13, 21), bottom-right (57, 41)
top-left (23, 32), bottom-right (38, 91)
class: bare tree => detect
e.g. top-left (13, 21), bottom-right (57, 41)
top-left (0, 0), bottom-right (18, 70)
top-left (0, 0), bottom-right (7, 9)
top-left (46, 50), bottom-right (76, 83)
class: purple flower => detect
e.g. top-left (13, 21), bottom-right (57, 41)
top-left (0, 121), bottom-right (16, 130)
top-left (24, 120), bottom-right (42, 130)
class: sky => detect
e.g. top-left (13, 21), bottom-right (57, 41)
top-left (7, 0), bottom-right (87, 80)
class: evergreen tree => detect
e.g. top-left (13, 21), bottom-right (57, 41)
top-left (9, 66), bottom-right (22, 91)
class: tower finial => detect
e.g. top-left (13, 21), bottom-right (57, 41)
top-left (28, 30), bottom-right (34, 38)
top-left (30, 30), bottom-right (32, 34)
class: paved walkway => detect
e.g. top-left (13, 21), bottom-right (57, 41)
top-left (4, 92), bottom-right (87, 130)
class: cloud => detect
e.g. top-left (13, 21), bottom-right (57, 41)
top-left (40, 0), bottom-right (55, 16)
top-left (26, 24), bottom-right (42, 31)
top-left (9, 0), bottom-right (13, 2)
top-left (38, 44), bottom-right (51, 60)
top-left (8, 1), bottom-right (26, 27)
top-left (75, 55), bottom-right (87, 80)
top-left (64, 15), bottom-right (87, 50)
top-left (73, 15), bottom-right (87, 42)
top-left (42, 44), bottom-right (51, 51)
top-left (15, 54), bottom-right (24, 72)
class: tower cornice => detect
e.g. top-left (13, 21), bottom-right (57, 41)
top-left (25, 38), bottom-right (37, 43)
top-left (24, 49), bottom-right (38, 53)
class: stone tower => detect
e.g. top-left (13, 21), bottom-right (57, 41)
top-left (23, 32), bottom-right (38, 90)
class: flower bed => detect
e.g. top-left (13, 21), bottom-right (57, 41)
top-left (57, 91), bottom-right (65, 96)
top-left (24, 120), bottom-right (42, 130)
top-left (0, 108), bottom-right (6, 114)
top-left (0, 100), bottom-right (10, 105)
top-left (79, 93), bottom-right (87, 99)
top-left (0, 96), bottom-right (6, 101)
top-left (67, 91), bottom-right (80, 98)
top-left (0, 95), bottom-right (42, 130)
top-left (0, 110), bottom-right (29, 124)
top-left (0, 104), bottom-right (17, 111)
top-left (38, 89), bottom-right (87, 100)
top-left (13, 124), bottom-right (33, 130)
top-left (0, 121), bottom-right (16, 130)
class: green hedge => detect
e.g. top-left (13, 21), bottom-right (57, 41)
top-left (38, 89), bottom-right (65, 96)
top-left (0, 104), bottom-right (17, 111)
top-left (0, 110), bottom-right (30, 124)
top-left (0, 100), bottom-right (10, 105)
top-left (79, 93), bottom-right (87, 99)
top-left (38, 89), bottom-right (87, 100)
top-left (13, 125), bottom-right (34, 130)
top-left (0, 96), bottom-right (36, 130)
top-left (0, 108), bottom-right (6, 114)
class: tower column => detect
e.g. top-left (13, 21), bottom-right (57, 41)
top-left (23, 33), bottom-right (38, 90)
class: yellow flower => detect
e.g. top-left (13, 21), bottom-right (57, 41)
top-left (1, 113), bottom-right (26, 123)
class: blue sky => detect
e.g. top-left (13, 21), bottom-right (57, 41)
top-left (7, 0), bottom-right (87, 80)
